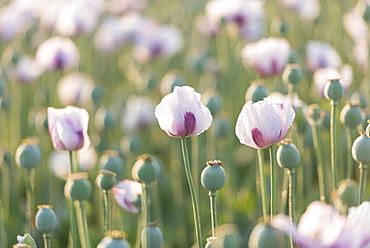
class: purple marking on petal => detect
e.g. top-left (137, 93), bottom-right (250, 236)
top-left (184, 112), bottom-right (196, 136)
top-left (251, 127), bottom-right (268, 149)
top-left (54, 50), bottom-right (66, 70)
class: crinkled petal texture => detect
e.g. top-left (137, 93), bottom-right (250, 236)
top-left (235, 97), bottom-right (295, 149)
top-left (155, 86), bottom-right (213, 138)
top-left (48, 106), bottom-right (90, 151)
top-left (112, 179), bottom-right (142, 213)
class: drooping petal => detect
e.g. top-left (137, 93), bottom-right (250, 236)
top-left (112, 179), bottom-right (142, 213)
top-left (155, 86), bottom-right (212, 138)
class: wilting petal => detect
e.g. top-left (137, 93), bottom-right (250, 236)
top-left (235, 97), bottom-right (295, 149)
top-left (155, 86), bottom-right (212, 138)
top-left (48, 106), bottom-right (90, 151)
top-left (112, 180), bottom-right (142, 213)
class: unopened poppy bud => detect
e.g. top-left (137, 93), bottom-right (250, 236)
top-left (97, 230), bottom-right (131, 248)
top-left (64, 173), bottom-right (92, 201)
top-left (201, 160), bottom-right (226, 192)
top-left (336, 179), bottom-right (359, 209)
top-left (205, 237), bottom-right (223, 248)
top-left (282, 64), bottom-right (302, 85)
top-left (141, 222), bottom-right (164, 248)
top-left (16, 234), bottom-right (36, 248)
top-left (277, 139), bottom-right (300, 171)
top-left (100, 150), bottom-right (124, 178)
top-left (324, 79), bottom-right (344, 101)
top-left (132, 154), bottom-right (161, 183)
top-left (15, 137), bottom-right (42, 169)
top-left (340, 102), bottom-right (363, 129)
top-left (352, 134), bottom-right (370, 164)
top-left (35, 205), bottom-right (57, 233)
top-left (96, 170), bottom-right (117, 190)
top-left (245, 80), bottom-right (268, 103)
top-left (248, 223), bottom-right (283, 248)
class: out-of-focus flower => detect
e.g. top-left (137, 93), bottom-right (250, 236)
top-left (352, 38), bottom-right (369, 71)
top-left (132, 24), bottom-right (183, 63)
top-left (122, 96), bottom-right (156, 134)
top-left (306, 40), bottom-right (341, 72)
top-left (313, 65), bottom-right (352, 96)
top-left (155, 86), bottom-right (213, 138)
top-left (112, 179), bottom-right (142, 213)
top-left (269, 91), bottom-right (303, 109)
top-left (13, 55), bottom-right (44, 83)
top-left (49, 146), bottom-right (97, 180)
top-left (159, 71), bottom-right (186, 96)
top-left (106, 0), bottom-right (147, 15)
top-left (194, 14), bottom-right (219, 38)
top-left (343, 9), bottom-right (369, 42)
top-left (272, 201), bottom-right (370, 248)
top-left (17, 233), bottom-right (37, 248)
top-left (36, 36), bottom-right (80, 71)
top-left (48, 106), bottom-right (90, 151)
top-left (235, 97), bottom-right (295, 149)
top-left (57, 72), bottom-right (94, 108)
top-left (205, 0), bottom-right (264, 41)
top-left (54, 0), bottom-right (103, 37)
top-left (38, 0), bottom-right (65, 32)
top-left (279, 0), bottom-right (321, 20)
top-left (241, 37), bottom-right (290, 78)
top-left (0, 0), bottom-right (41, 41)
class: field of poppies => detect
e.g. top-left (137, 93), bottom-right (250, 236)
top-left (2, 0), bottom-right (370, 247)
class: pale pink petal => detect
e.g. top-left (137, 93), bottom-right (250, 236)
top-left (112, 179), bottom-right (142, 213)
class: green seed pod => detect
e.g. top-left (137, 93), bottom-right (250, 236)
top-left (350, 92), bottom-right (367, 109)
top-left (141, 223), bottom-right (164, 248)
top-left (131, 154), bottom-right (161, 183)
top-left (248, 223), bottom-right (283, 248)
top-left (64, 173), bottom-right (92, 201)
top-left (96, 170), bottom-right (117, 190)
top-left (306, 104), bottom-right (325, 127)
top-left (35, 205), bottom-right (57, 233)
top-left (120, 135), bottom-right (142, 154)
top-left (205, 237), bottom-right (223, 248)
top-left (95, 107), bottom-right (116, 131)
top-left (15, 137), bottom-right (42, 169)
top-left (277, 139), bottom-right (300, 171)
top-left (366, 121), bottom-right (370, 138)
top-left (245, 80), bottom-right (268, 103)
top-left (324, 79), bottom-right (344, 101)
top-left (92, 85), bottom-right (105, 105)
top-left (214, 116), bottom-right (231, 138)
top-left (201, 160), bottom-right (226, 192)
top-left (352, 134), bottom-right (370, 164)
top-left (340, 102), bottom-right (364, 129)
top-left (100, 150), bottom-right (124, 178)
top-left (97, 231), bottom-right (131, 248)
top-left (336, 179), bottom-right (359, 209)
top-left (205, 93), bottom-right (223, 116)
top-left (282, 64), bottom-right (302, 85)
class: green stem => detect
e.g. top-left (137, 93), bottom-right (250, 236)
top-left (43, 233), bottom-right (51, 248)
top-left (288, 169), bottom-right (296, 248)
top-left (312, 125), bottom-right (326, 202)
top-left (69, 199), bottom-right (78, 248)
top-left (180, 137), bottom-right (203, 248)
top-left (269, 145), bottom-right (276, 218)
top-left (25, 168), bottom-right (35, 234)
top-left (257, 149), bottom-right (268, 221)
top-left (358, 163), bottom-right (368, 205)
top-left (346, 128), bottom-right (354, 179)
top-left (0, 200), bottom-right (7, 248)
top-left (103, 190), bottom-right (110, 233)
top-left (330, 101), bottom-right (338, 189)
top-left (141, 183), bottom-right (151, 248)
top-left (209, 191), bottom-right (217, 237)
top-left (75, 201), bottom-right (91, 248)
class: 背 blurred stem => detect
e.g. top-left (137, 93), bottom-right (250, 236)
top-left (209, 191), bottom-right (217, 237)
top-left (75, 200), bottom-right (91, 248)
top-left (257, 149), bottom-right (268, 221)
top-left (311, 125), bottom-right (326, 202)
top-left (180, 137), bottom-right (203, 248)
top-left (25, 168), bottom-right (35, 234)
top-left (68, 152), bottom-right (78, 248)
top-left (141, 183), bottom-right (151, 248)
top-left (0, 200), bottom-right (7, 248)
top-left (330, 101), bottom-right (338, 190)
top-left (69, 151), bottom-right (79, 174)
top-left (358, 163), bottom-right (368, 204)
top-left (269, 145), bottom-right (276, 218)
top-left (288, 169), bottom-right (296, 248)
top-left (346, 128), bottom-right (354, 179)
top-left (43, 233), bottom-right (51, 248)
top-left (103, 190), bottom-right (110, 233)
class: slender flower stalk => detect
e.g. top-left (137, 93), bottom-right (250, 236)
top-left (141, 183), bottom-right (151, 248)
top-left (288, 169), bottom-right (296, 248)
top-left (75, 201), bottom-right (91, 248)
top-left (68, 153), bottom-right (78, 248)
top-left (181, 137), bottom-right (203, 247)
top-left (43, 233), bottom-right (51, 248)
top-left (358, 163), bottom-right (368, 204)
top-left (103, 191), bottom-right (110, 233)
top-left (269, 145), bottom-right (277, 217)
top-left (0, 200), bottom-right (7, 248)
top-left (346, 128), bottom-right (354, 179)
top-left (25, 168), bottom-right (35, 234)
top-left (257, 149), bottom-right (268, 221)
